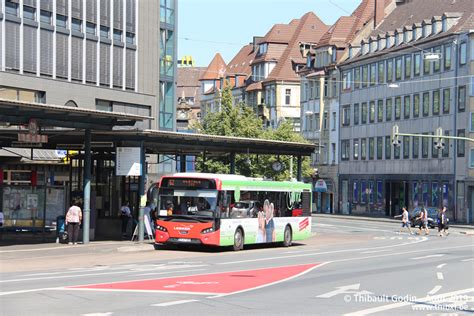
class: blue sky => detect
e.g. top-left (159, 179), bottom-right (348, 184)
top-left (178, 0), bottom-right (360, 67)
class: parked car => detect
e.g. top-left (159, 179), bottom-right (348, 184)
top-left (410, 207), bottom-right (439, 229)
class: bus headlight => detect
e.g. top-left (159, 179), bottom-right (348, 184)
top-left (156, 224), bottom-right (168, 232)
top-left (201, 227), bottom-right (214, 234)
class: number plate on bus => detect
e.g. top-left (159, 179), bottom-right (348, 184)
top-left (177, 238), bottom-right (191, 242)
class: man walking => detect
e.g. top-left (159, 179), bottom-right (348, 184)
top-left (416, 207), bottom-right (430, 235)
top-left (395, 207), bottom-right (413, 234)
top-left (438, 207), bottom-right (449, 237)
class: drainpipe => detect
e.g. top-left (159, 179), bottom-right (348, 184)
top-left (452, 37), bottom-right (458, 222)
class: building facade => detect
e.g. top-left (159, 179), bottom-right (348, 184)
top-left (338, 0), bottom-right (473, 221)
top-left (0, 0), bottom-right (177, 234)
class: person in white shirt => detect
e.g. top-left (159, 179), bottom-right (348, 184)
top-left (65, 201), bottom-right (82, 245)
top-left (395, 207), bottom-right (413, 234)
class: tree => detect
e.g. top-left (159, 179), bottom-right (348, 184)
top-left (193, 83), bottom-right (312, 180)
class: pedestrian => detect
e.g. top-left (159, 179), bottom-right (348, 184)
top-left (395, 207), bottom-right (413, 234)
top-left (416, 207), bottom-right (430, 235)
top-left (65, 200), bottom-right (82, 245)
top-left (0, 210), bottom-right (4, 227)
top-left (437, 206), bottom-right (449, 237)
top-left (120, 201), bottom-right (132, 237)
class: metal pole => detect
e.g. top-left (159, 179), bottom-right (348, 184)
top-left (296, 156), bottom-right (302, 181)
top-left (82, 129), bottom-right (91, 244)
top-left (180, 154), bottom-right (186, 172)
top-left (230, 152), bottom-right (236, 174)
top-left (138, 141), bottom-right (145, 242)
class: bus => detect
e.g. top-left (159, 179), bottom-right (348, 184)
top-left (149, 173), bottom-right (312, 251)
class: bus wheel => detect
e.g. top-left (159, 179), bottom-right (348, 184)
top-left (283, 225), bottom-right (292, 247)
top-left (233, 228), bottom-right (244, 251)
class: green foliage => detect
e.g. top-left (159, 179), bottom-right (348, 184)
top-left (193, 83), bottom-right (312, 180)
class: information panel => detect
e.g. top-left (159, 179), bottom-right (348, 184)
top-left (116, 147), bottom-right (142, 176)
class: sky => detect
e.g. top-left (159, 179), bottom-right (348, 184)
top-left (178, 0), bottom-right (361, 67)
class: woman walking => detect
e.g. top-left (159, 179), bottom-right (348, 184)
top-left (66, 200), bottom-right (82, 245)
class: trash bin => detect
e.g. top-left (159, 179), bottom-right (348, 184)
top-left (56, 215), bottom-right (68, 244)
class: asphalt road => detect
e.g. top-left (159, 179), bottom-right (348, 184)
top-left (1, 216), bottom-right (473, 316)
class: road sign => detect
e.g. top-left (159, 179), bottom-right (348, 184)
top-left (116, 147), bottom-right (141, 176)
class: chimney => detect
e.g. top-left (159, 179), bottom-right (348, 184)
top-left (374, 0), bottom-right (385, 28)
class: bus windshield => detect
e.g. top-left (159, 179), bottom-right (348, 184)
top-left (158, 189), bottom-right (218, 219)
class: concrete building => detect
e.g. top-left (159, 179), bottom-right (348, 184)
top-left (0, 0), bottom-right (177, 231)
top-left (176, 66), bottom-right (206, 131)
top-left (298, 0), bottom-right (394, 213)
top-left (338, 0), bottom-right (473, 221)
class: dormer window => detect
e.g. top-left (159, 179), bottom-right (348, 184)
top-left (422, 23), bottom-right (431, 37)
top-left (361, 42), bottom-right (367, 55)
top-left (432, 22), bottom-right (437, 34)
top-left (442, 17), bottom-right (447, 32)
top-left (259, 43), bottom-right (268, 55)
top-left (412, 28), bottom-right (417, 41)
top-left (349, 46), bottom-right (353, 59)
top-left (394, 32), bottom-right (399, 46)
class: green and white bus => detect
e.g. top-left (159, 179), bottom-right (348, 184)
top-left (150, 173), bottom-right (312, 251)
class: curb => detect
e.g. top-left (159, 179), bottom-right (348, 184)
top-left (117, 243), bottom-right (155, 252)
top-left (460, 231), bottom-right (474, 235)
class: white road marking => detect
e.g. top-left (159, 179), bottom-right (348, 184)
top-left (410, 254), bottom-right (444, 260)
top-left (360, 250), bottom-right (389, 254)
top-left (343, 287), bottom-right (474, 316)
top-left (461, 258), bottom-right (474, 262)
top-left (152, 300), bottom-right (199, 307)
top-left (81, 313), bottom-right (113, 316)
top-left (436, 263), bottom-right (446, 269)
top-left (57, 287), bottom-right (217, 296)
top-left (133, 268), bottom-right (206, 276)
top-left (315, 223), bottom-right (335, 227)
top-left (316, 283), bottom-right (372, 298)
top-left (427, 285), bottom-right (442, 295)
top-left (0, 242), bottom-right (120, 253)
top-left (218, 237), bottom-right (428, 265)
top-left (0, 287), bottom-right (56, 296)
top-left (437, 272), bottom-right (444, 280)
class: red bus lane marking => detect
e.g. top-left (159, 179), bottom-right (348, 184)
top-left (68, 263), bottom-right (322, 295)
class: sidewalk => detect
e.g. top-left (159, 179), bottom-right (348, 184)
top-left (313, 213), bottom-right (474, 234)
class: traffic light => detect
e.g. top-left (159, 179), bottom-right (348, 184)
top-left (392, 125), bottom-right (401, 147)
top-left (434, 127), bottom-right (445, 150)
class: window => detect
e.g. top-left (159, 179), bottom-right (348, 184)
top-left (369, 138), bottom-right (375, 160)
top-left (285, 89), bottom-right (291, 105)
top-left (414, 53), bottom-right (421, 76)
top-left (369, 101), bottom-right (375, 123)
top-left (423, 92), bottom-right (430, 116)
top-left (353, 181), bottom-right (359, 203)
top-left (404, 95), bottom-right (411, 119)
top-left (403, 136), bottom-right (410, 159)
top-left (72, 18), bottom-right (82, 32)
top-left (470, 149), bottom-right (474, 168)
top-left (395, 57), bottom-right (402, 81)
top-left (370, 63), bottom-right (376, 85)
top-left (126, 32), bottom-right (135, 45)
top-left (361, 102), bottom-right (367, 124)
top-left (422, 133), bottom-right (429, 158)
top-left (386, 98), bottom-right (392, 121)
top-left (5, 0), bottom-right (18, 16)
top-left (433, 46), bottom-right (441, 72)
top-left (23, 5), bottom-right (36, 20)
top-left (353, 139), bottom-right (359, 160)
top-left (413, 94), bottom-right (420, 118)
top-left (459, 41), bottom-right (467, 65)
top-left (86, 22), bottom-right (96, 35)
top-left (96, 99), bottom-right (112, 111)
top-left (471, 113), bottom-right (474, 132)
top-left (40, 10), bottom-right (52, 24)
top-left (413, 136), bottom-right (419, 158)
top-left (332, 111), bottom-right (336, 130)
top-left (377, 137), bottom-right (383, 160)
top-left (395, 97), bottom-right (401, 120)
top-left (458, 86), bottom-right (466, 112)
top-left (113, 29), bottom-right (123, 42)
top-left (442, 131), bottom-right (449, 158)
top-left (342, 106), bottom-right (350, 126)
top-left (404, 55), bottom-right (412, 78)
top-left (443, 88), bottom-right (450, 114)
top-left (100, 25), bottom-right (110, 38)
top-left (341, 140), bottom-right (350, 160)
top-left (378, 61), bottom-right (385, 84)
top-left (457, 129), bottom-right (465, 157)
top-left (354, 103), bottom-right (359, 125)
top-left (160, 0), bottom-right (175, 25)
top-left (423, 52), bottom-right (431, 75)
top-left (394, 141), bottom-right (400, 159)
top-left (361, 138), bottom-right (367, 160)
top-left (385, 136), bottom-right (391, 159)
top-left (362, 65), bottom-right (368, 88)
top-left (386, 59), bottom-right (393, 82)
top-left (433, 89), bottom-right (440, 115)
top-left (342, 71), bottom-right (352, 90)
top-left (56, 14), bottom-right (68, 28)
top-left (432, 132), bottom-right (439, 158)
top-left (377, 100), bottom-right (383, 122)
top-left (444, 45), bottom-right (452, 70)
top-left (354, 67), bottom-right (361, 89)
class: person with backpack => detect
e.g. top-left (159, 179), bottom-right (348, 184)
top-left (437, 206), bottom-right (449, 237)
top-left (65, 200), bottom-right (82, 245)
top-left (416, 207), bottom-right (429, 235)
top-left (395, 207), bottom-right (413, 234)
